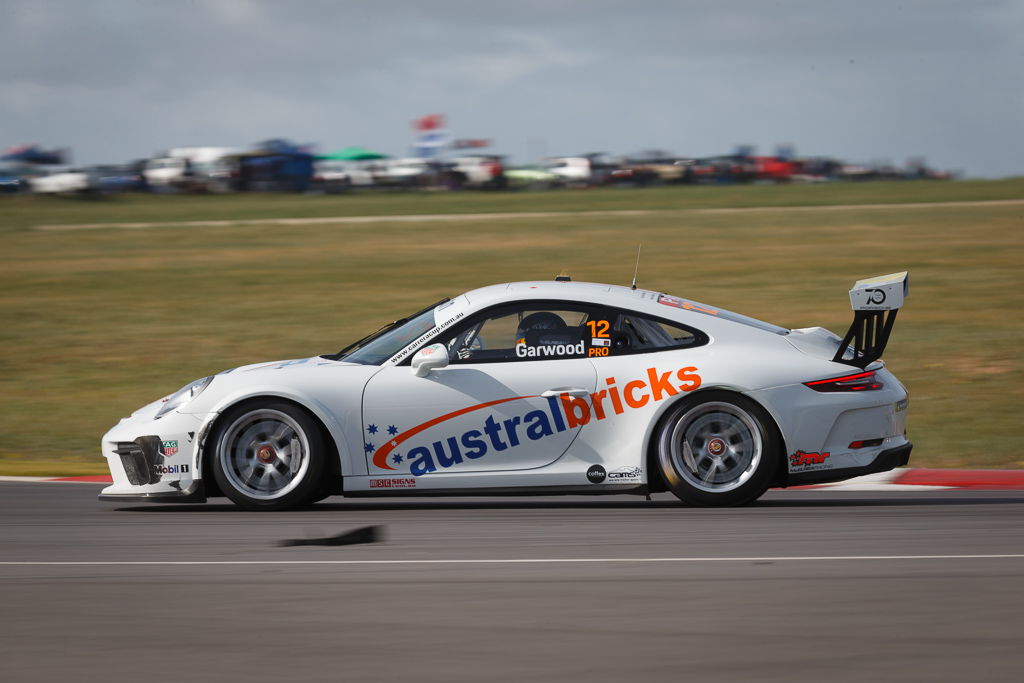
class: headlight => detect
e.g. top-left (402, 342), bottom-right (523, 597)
top-left (154, 376), bottom-right (214, 419)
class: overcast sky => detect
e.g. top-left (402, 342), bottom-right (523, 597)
top-left (2, 0), bottom-right (1022, 177)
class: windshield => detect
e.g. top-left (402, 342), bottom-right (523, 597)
top-left (327, 299), bottom-right (448, 365)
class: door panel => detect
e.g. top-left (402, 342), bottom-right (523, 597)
top-left (362, 359), bottom-right (597, 476)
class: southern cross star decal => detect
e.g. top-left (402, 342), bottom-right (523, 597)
top-left (392, 453), bottom-right (403, 464)
top-left (366, 424), bottom-right (379, 435)
top-left (387, 425), bottom-right (398, 436)
top-left (364, 442), bottom-right (375, 454)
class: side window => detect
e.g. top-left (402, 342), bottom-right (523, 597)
top-left (440, 303), bottom-right (602, 363)
top-left (604, 310), bottom-right (706, 355)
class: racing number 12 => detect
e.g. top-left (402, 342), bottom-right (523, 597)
top-left (587, 320), bottom-right (610, 338)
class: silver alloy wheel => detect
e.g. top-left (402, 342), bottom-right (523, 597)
top-left (666, 401), bottom-right (762, 493)
top-left (216, 408), bottom-right (311, 500)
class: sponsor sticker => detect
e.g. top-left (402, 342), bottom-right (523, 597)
top-left (587, 465), bottom-right (607, 484)
top-left (154, 463), bottom-right (190, 476)
top-left (369, 478), bottom-right (417, 489)
top-left (591, 338), bottom-right (611, 347)
top-left (160, 440), bottom-right (178, 457)
top-left (789, 450), bottom-right (830, 469)
top-left (607, 466), bottom-right (642, 482)
top-left (515, 340), bottom-right (586, 359)
top-left (390, 311), bottom-right (466, 363)
top-left (369, 364), bottom-right (703, 476)
top-left (657, 294), bottom-right (719, 316)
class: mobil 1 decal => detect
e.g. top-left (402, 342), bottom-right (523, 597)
top-left (369, 364), bottom-right (702, 476)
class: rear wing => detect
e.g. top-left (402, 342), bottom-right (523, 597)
top-left (833, 272), bottom-right (909, 368)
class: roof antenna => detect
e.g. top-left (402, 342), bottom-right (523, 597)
top-left (630, 244), bottom-right (642, 290)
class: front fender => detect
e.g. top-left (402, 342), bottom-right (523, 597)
top-left (187, 385), bottom-right (360, 480)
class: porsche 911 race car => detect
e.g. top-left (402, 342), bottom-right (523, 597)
top-left (100, 272), bottom-right (911, 510)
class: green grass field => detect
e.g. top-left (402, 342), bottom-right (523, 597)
top-left (1, 179), bottom-right (1022, 475)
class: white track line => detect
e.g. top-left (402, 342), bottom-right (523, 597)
top-left (33, 199), bottom-right (1024, 231)
top-left (34, 209), bottom-right (656, 231)
top-left (2, 555), bottom-right (1023, 567)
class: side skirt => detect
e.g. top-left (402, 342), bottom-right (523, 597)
top-left (343, 484), bottom-right (649, 498)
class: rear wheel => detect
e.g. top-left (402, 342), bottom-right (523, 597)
top-left (211, 401), bottom-right (327, 511)
top-left (656, 391), bottom-right (779, 506)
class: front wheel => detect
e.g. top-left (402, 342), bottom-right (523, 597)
top-left (211, 401), bottom-right (328, 510)
top-left (656, 392), bottom-right (780, 506)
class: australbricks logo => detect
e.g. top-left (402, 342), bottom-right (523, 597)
top-left (371, 364), bottom-right (702, 476)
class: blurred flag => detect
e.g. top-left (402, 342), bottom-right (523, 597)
top-left (412, 114), bottom-right (449, 158)
top-left (413, 114), bottom-right (445, 132)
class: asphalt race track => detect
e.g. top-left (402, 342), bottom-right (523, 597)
top-left (2, 482), bottom-right (1022, 682)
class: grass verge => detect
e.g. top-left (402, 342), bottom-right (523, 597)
top-left (1, 179), bottom-right (1022, 474)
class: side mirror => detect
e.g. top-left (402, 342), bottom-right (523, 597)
top-left (411, 343), bottom-right (449, 377)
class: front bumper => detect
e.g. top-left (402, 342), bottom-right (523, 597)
top-left (98, 479), bottom-right (206, 503)
top-left (99, 407), bottom-right (211, 502)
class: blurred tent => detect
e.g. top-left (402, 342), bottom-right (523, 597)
top-left (2, 144), bottom-right (66, 165)
top-left (319, 146), bottom-right (388, 161)
top-left (228, 139), bottom-right (316, 192)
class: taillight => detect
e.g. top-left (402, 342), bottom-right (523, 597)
top-left (805, 370), bottom-right (884, 392)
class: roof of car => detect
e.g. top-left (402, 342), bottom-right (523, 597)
top-left (444, 279), bottom-right (790, 338)
top-left (462, 280), bottom-right (655, 309)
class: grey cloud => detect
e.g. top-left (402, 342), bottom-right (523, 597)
top-left (1, 0), bottom-right (1021, 176)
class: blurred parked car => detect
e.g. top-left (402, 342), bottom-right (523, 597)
top-left (312, 160), bottom-right (352, 193)
top-left (27, 168), bottom-right (94, 194)
top-left (613, 150), bottom-right (688, 185)
top-left (375, 158), bottom-right (435, 188)
top-left (144, 147), bottom-right (238, 192)
top-left (91, 164), bottom-right (146, 193)
top-left (443, 155), bottom-right (506, 189)
top-left (504, 165), bottom-right (562, 190)
top-left (0, 170), bottom-right (24, 194)
top-left (687, 156), bottom-right (758, 184)
top-left (544, 155), bottom-right (618, 186)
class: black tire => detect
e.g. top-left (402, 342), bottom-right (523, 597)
top-left (211, 401), bottom-right (328, 511)
top-left (656, 391), bottom-right (780, 506)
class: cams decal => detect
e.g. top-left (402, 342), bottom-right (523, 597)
top-left (607, 466), bottom-right (642, 482)
top-left (370, 365), bottom-right (702, 476)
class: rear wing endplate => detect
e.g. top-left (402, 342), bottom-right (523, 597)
top-left (833, 271), bottom-right (909, 368)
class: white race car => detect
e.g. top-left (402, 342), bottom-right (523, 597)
top-left (100, 273), bottom-right (911, 510)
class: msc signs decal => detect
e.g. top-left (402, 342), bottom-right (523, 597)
top-left (369, 478), bottom-right (416, 489)
top-left (371, 364), bottom-right (702, 476)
